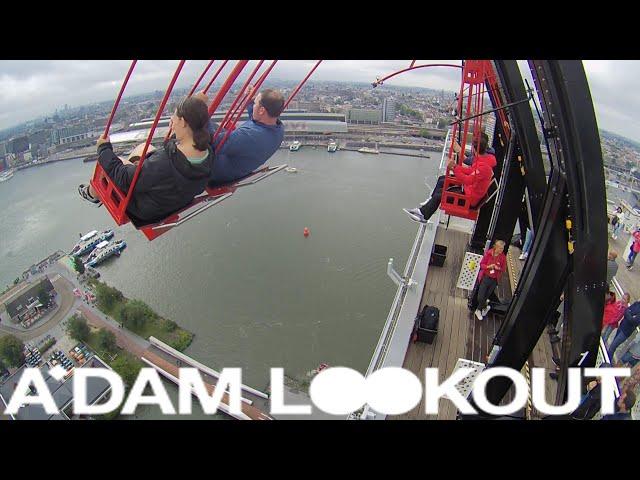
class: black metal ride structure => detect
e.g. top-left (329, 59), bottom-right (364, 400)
top-left (470, 60), bottom-right (607, 413)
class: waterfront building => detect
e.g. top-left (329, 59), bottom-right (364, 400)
top-left (51, 125), bottom-right (89, 145)
top-left (2, 276), bottom-right (55, 324)
top-left (347, 108), bottom-right (382, 125)
top-left (382, 98), bottom-right (396, 123)
top-left (8, 136), bottom-right (29, 154)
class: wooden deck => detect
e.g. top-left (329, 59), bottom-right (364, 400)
top-left (394, 227), bottom-right (559, 420)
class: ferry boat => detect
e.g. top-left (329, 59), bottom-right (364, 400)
top-left (357, 146), bottom-right (379, 154)
top-left (85, 240), bottom-right (126, 267)
top-left (86, 240), bottom-right (111, 263)
top-left (0, 169), bottom-right (14, 182)
top-left (327, 141), bottom-right (338, 153)
top-left (71, 230), bottom-right (115, 256)
top-left (289, 141), bottom-right (301, 152)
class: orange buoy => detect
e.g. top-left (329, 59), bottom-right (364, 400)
top-left (303, 227), bottom-right (310, 237)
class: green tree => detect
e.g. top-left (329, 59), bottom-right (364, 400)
top-left (0, 335), bottom-right (25, 367)
top-left (94, 282), bottom-right (123, 312)
top-left (437, 118), bottom-right (449, 129)
top-left (72, 255), bottom-right (85, 274)
top-left (96, 329), bottom-right (117, 353)
top-left (67, 314), bottom-right (90, 342)
top-left (111, 356), bottom-right (141, 388)
top-left (118, 300), bottom-right (151, 330)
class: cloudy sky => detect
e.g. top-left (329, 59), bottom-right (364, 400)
top-left (0, 60), bottom-right (638, 142)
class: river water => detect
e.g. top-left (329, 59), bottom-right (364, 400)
top-left (0, 147), bottom-right (441, 418)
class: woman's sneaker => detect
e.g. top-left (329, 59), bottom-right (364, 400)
top-left (403, 207), bottom-right (427, 224)
top-left (474, 309), bottom-right (484, 321)
top-left (78, 184), bottom-right (102, 206)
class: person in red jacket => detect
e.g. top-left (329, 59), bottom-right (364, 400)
top-left (602, 291), bottom-right (630, 343)
top-left (626, 229), bottom-right (640, 270)
top-left (474, 240), bottom-right (507, 321)
top-left (404, 135), bottom-right (497, 223)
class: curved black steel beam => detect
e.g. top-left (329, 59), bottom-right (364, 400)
top-left (482, 60), bottom-right (606, 408)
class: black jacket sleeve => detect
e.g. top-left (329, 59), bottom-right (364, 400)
top-left (97, 142), bottom-right (137, 194)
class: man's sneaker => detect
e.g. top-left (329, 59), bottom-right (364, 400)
top-left (552, 356), bottom-right (561, 367)
top-left (474, 309), bottom-right (484, 321)
top-left (403, 208), bottom-right (427, 224)
top-left (519, 252), bottom-right (528, 261)
top-left (78, 184), bottom-right (101, 206)
top-left (481, 305), bottom-right (491, 317)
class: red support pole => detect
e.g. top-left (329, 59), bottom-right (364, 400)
top-left (283, 60), bottom-right (322, 111)
top-left (103, 60), bottom-right (137, 137)
top-left (207, 60), bottom-right (249, 117)
top-left (188, 60), bottom-right (215, 96)
top-left (203, 59), bottom-right (230, 94)
top-left (213, 60), bottom-right (264, 141)
top-left (215, 60), bottom-right (279, 152)
top-left (372, 63), bottom-right (462, 87)
top-left (118, 60), bottom-right (186, 220)
top-left (165, 60), bottom-right (216, 140)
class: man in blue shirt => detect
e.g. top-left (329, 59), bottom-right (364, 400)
top-left (197, 87), bottom-right (285, 185)
top-left (602, 388), bottom-right (636, 420)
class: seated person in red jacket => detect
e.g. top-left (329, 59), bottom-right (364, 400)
top-left (404, 135), bottom-right (497, 223)
top-left (474, 240), bottom-right (506, 321)
top-left (602, 291), bottom-right (630, 344)
top-left (77, 97), bottom-right (213, 223)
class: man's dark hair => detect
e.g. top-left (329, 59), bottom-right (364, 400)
top-left (259, 89), bottom-right (285, 118)
top-left (623, 389), bottom-right (637, 411)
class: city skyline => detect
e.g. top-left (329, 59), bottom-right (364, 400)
top-left (0, 60), bottom-right (639, 143)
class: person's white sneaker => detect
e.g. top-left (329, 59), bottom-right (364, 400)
top-left (474, 309), bottom-right (483, 321)
top-left (403, 208), bottom-right (427, 224)
top-left (481, 305), bottom-right (491, 317)
top-left (518, 253), bottom-right (526, 260)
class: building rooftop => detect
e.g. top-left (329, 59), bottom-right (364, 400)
top-left (4, 276), bottom-right (55, 320)
top-left (0, 355), bottom-right (112, 421)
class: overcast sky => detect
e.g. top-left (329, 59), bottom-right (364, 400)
top-left (0, 60), bottom-right (638, 142)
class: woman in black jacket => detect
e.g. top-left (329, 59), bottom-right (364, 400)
top-left (79, 97), bottom-right (214, 224)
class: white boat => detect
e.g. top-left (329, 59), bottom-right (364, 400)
top-left (0, 169), bottom-right (14, 182)
top-left (71, 230), bottom-right (114, 256)
top-left (85, 240), bottom-right (126, 267)
top-left (289, 141), bottom-right (301, 152)
top-left (327, 141), bottom-right (338, 153)
top-left (86, 240), bottom-right (111, 263)
top-left (358, 147), bottom-right (380, 154)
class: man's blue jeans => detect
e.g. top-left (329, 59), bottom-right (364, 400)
top-left (608, 329), bottom-right (630, 360)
